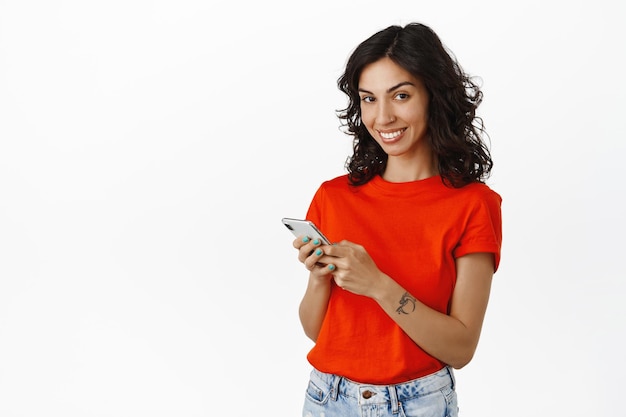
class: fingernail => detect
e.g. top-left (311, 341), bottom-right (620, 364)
top-left (315, 249), bottom-right (323, 256)
top-left (313, 239), bottom-right (320, 245)
top-left (302, 236), bottom-right (310, 243)
top-left (328, 264), bottom-right (336, 271)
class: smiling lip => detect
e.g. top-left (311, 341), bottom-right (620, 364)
top-left (378, 128), bottom-right (406, 143)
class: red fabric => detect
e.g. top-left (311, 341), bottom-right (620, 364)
top-left (305, 174), bottom-right (502, 384)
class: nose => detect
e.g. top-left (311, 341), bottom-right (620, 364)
top-left (375, 101), bottom-right (395, 125)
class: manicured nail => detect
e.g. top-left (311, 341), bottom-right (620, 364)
top-left (315, 249), bottom-right (323, 256)
top-left (313, 239), bottom-right (320, 245)
top-left (302, 236), bottom-right (310, 243)
top-left (328, 264), bottom-right (336, 271)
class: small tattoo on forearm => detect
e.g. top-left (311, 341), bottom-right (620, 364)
top-left (396, 292), bottom-right (416, 315)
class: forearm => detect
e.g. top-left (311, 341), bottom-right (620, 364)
top-left (373, 275), bottom-right (487, 369)
top-left (298, 274), bottom-right (332, 342)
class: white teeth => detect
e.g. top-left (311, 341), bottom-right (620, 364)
top-left (380, 130), bottom-right (404, 139)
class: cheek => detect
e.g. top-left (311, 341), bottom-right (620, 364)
top-left (403, 109), bottom-right (428, 129)
top-left (360, 107), bottom-right (375, 128)
top-left (360, 112), bottom-right (377, 137)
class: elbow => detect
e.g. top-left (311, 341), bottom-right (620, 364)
top-left (299, 315), bottom-right (321, 342)
top-left (445, 332), bottom-right (482, 369)
top-left (303, 328), bottom-right (319, 343)
top-left (448, 357), bottom-right (472, 370)
top-left (446, 348), bottom-right (476, 370)
top-left (299, 306), bottom-right (324, 342)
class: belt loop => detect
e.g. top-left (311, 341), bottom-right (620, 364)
top-left (331, 374), bottom-right (341, 401)
top-left (446, 366), bottom-right (456, 390)
top-left (388, 385), bottom-right (399, 414)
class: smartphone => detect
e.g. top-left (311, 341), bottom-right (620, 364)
top-left (281, 218), bottom-right (331, 245)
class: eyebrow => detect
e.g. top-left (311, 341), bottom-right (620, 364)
top-left (358, 81), bottom-right (416, 95)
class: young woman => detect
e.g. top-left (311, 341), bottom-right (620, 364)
top-left (292, 23), bottom-right (502, 417)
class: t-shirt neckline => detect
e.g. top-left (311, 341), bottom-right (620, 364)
top-left (369, 174), bottom-right (442, 195)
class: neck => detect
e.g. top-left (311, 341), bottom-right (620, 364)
top-left (382, 156), bottom-right (438, 183)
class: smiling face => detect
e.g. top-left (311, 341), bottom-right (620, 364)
top-left (358, 57), bottom-right (434, 180)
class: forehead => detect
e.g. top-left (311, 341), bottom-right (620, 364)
top-left (358, 57), bottom-right (419, 90)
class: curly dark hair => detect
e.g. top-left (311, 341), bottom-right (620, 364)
top-left (338, 23), bottom-right (493, 187)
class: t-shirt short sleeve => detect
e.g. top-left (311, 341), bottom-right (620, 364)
top-left (453, 188), bottom-right (503, 271)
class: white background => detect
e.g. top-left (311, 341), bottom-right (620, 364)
top-left (1, 1), bottom-right (624, 416)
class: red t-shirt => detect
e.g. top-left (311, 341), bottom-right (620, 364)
top-left (305, 174), bottom-right (502, 384)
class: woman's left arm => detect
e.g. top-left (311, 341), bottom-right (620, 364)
top-left (322, 242), bottom-right (494, 369)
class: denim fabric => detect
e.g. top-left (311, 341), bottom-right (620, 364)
top-left (302, 367), bottom-right (458, 417)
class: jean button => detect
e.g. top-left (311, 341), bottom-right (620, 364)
top-left (362, 390), bottom-right (375, 399)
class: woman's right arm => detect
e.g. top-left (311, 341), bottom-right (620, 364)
top-left (299, 274), bottom-right (332, 341)
top-left (293, 237), bottom-right (335, 341)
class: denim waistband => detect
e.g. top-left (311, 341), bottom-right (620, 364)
top-left (310, 366), bottom-right (455, 406)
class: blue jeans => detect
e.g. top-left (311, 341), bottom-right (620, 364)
top-left (302, 367), bottom-right (458, 417)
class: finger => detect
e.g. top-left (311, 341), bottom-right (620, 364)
top-left (295, 235), bottom-right (325, 249)
top-left (304, 245), bottom-right (326, 270)
top-left (292, 235), bottom-right (311, 249)
top-left (297, 236), bottom-right (321, 263)
top-left (322, 241), bottom-right (345, 257)
top-left (323, 244), bottom-right (337, 257)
